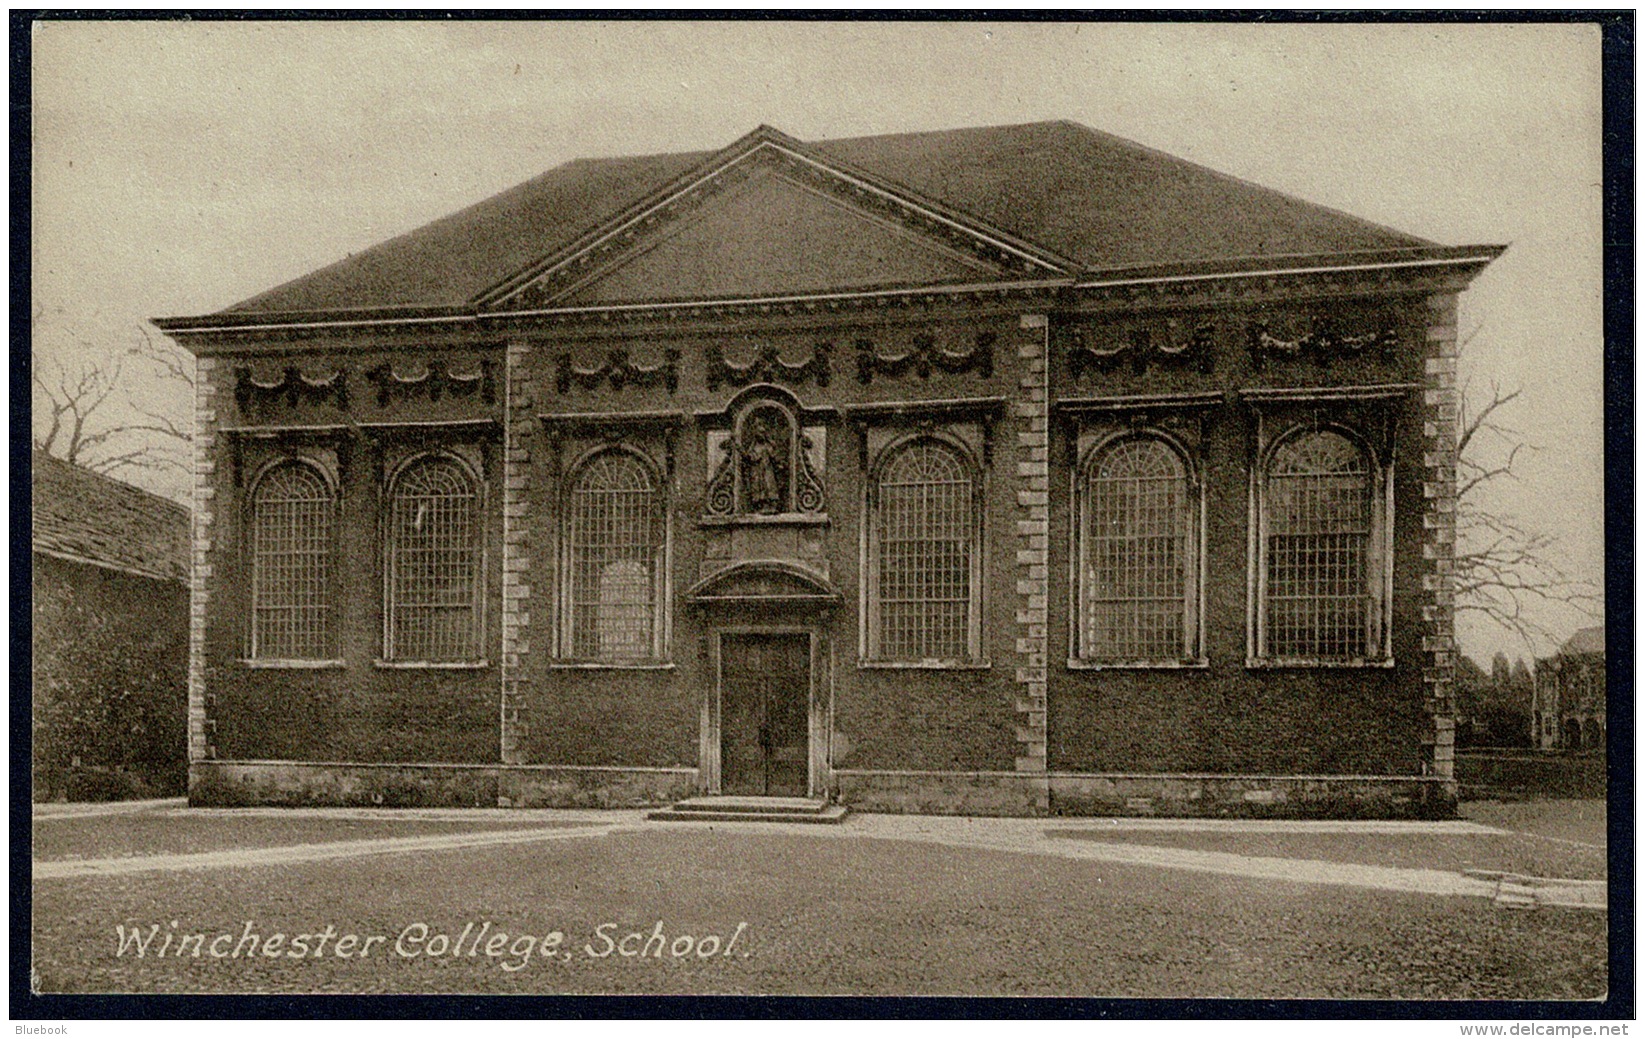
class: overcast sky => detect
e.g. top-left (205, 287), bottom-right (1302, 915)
top-left (29, 19), bottom-right (1606, 661)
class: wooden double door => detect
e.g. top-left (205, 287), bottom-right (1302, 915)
top-left (719, 633), bottom-right (811, 797)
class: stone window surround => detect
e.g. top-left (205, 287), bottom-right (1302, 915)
top-left (1068, 427), bottom-right (1207, 670)
top-left (219, 422), bottom-right (496, 672)
top-left (241, 451), bottom-right (341, 666)
top-left (554, 443), bottom-right (671, 667)
top-left (857, 424), bottom-right (989, 670)
top-left (378, 445), bottom-right (489, 668)
top-left (1243, 386), bottom-right (1411, 669)
top-left (537, 410), bottom-right (682, 671)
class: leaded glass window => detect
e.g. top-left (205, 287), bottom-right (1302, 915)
top-left (250, 461), bottom-right (334, 659)
top-left (384, 454), bottom-right (482, 662)
top-left (1262, 430), bottom-right (1373, 661)
top-left (868, 438), bottom-right (977, 663)
top-left (1079, 437), bottom-right (1194, 662)
top-left (567, 451), bottom-right (661, 661)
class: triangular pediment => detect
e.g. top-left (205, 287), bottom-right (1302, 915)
top-left (560, 169), bottom-right (1007, 304)
top-left (485, 128), bottom-right (1070, 311)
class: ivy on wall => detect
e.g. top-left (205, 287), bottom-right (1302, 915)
top-left (32, 559), bottom-right (188, 801)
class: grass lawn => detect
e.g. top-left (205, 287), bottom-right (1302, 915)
top-left (32, 814), bottom-right (587, 862)
top-left (31, 829), bottom-right (1606, 998)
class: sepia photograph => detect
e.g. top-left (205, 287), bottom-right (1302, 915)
top-left (23, 15), bottom-right (1618, 1010)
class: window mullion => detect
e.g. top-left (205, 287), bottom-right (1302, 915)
top-left (565, 449), bottom-right (662, 664)
top-left (870, 438), bottom-right (976, 664)
top-left (249, 462), bottom-right (334, 661)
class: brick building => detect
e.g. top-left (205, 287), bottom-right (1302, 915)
top-left (153, 122), bottom-right (1502, 816)
top-left (32, 451), bottom-right (190, 799)
top-left (1532, 626), bottom-right (1606, 752)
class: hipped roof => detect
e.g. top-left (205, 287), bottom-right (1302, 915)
top-left (216, 120), bottom-right (1443, 318)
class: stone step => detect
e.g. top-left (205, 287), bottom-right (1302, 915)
top-left (1465, 869), bottom-right (1607, 910)
top-left (665, 796), bottom-right (831, 815)
top-left (1493, 881), bottom-right (1541, 910)
top-left (647, 803), bottom-right (850, 824)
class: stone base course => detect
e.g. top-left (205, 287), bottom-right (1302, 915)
top-left (192, 763), bottom-right (1453, 818)
top-left (190, 762), bottom-right (697, 810)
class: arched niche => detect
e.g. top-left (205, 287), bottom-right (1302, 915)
top-left (701, 384), bottom-right (830, 522)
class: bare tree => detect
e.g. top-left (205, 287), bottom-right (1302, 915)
top-left (32, 321), bottom-right (194, 480)
top-left (1454, 372), bottom-right (1602, 646)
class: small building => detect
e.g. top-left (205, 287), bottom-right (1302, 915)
top-left (31, 451), bottom-right (190, 799)
top-left (1532, 626), bottom-right (1606, 752)
top-left (153, 122), bottom-right (1503, 816)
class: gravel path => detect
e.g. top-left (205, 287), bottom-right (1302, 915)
top-left (35, 809), bottom-right (1605, 910)
top-left (34, 822), bottom-right (623, 879)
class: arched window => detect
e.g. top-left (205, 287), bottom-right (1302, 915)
top-left (249, 461), bottom-right (335, 660)
top-left (866, 438), bottom-right (980, 664)
top-left (384, 454), bottom-right (482, 662)
top-left (1259, 429), bottom-right (1380, 662)
top-left (566, 450), bottom-right (663, 662)
top-left (1077, 436), bottom-right (1198, 663)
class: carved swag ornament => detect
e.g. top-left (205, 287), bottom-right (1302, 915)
top-left (554, 348), bottom-right (681, 395)
top-left (705, 342), bottom-right (831, 391)
top-left (363, 359), bottom-right (496, 407)
top-left (1247, 318), bottom-right (1401, 371)
top-left (855, 332), bottom-right (995, 384)
top-left (1061, 321), bottom-right (1217, 380)
top-left (233, 365), bottom-right (349, 413)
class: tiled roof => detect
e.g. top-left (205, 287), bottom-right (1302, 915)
top-left (31, 452), bottom-right (190, 584)
top-left (218, 120), bottom-right (1435, 316)
top-left (1559, 626), bottom-right (1605, 657)
top-left (814, 121), bottom-right (1431, 271)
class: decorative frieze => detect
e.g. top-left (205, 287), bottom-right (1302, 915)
top-left (553, 347), bottom-right (680, 395)
top-left (855, 332), bottom-right (995, 384)
top-left (232, 357), bottom-right (508, 413)
top-left (705, 341), bottom-right (830, 391)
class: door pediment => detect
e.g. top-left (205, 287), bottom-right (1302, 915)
top-left (686, 560), bottom-right (841, 605)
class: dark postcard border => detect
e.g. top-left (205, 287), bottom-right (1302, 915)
top-left (10, 7), bottom-right (1633, 1022)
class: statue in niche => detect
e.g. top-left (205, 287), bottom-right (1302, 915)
top-left (739, 407), bottom-right (791, 514)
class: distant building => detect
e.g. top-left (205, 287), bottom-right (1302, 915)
top-left (1532, 626), bottom-right (1606, 752)
top-left (154, 122), bottom-right (1503, 816)
top-left (31, 451), bottom-right (190, 799)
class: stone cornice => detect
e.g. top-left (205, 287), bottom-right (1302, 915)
top-left (151, 246), bottom-right (1504, 352)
